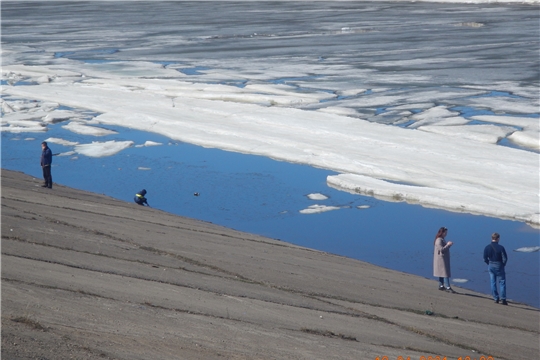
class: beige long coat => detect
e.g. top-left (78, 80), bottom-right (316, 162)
top-left (433, 237), bottom-right (452, 278)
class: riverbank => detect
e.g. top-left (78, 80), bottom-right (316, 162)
top-left (2, 169), bottom-right (538, 360)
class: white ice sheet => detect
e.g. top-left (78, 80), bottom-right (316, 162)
top-left (2, 58), bottom-right (539, 226)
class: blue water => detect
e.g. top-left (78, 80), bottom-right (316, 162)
top-left (2, 120), bottom-right (539, 307)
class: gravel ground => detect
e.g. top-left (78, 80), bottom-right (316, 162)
top-left (2, 169), bottom-right (538, 360)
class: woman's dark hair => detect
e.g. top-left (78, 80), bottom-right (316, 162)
top-left (434, 227), bottom-right (448, 244)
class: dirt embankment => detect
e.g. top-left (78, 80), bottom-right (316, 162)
top-left (2, 169), bottom-right (538, 360)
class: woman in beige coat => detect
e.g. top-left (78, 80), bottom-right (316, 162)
top-left (433, 227), bottom-right (455, 292)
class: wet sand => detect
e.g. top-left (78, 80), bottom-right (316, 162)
top-left (2, 169), bottom-right (538, 360)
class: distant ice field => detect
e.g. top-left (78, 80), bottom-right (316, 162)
top-left (1, 1), bottom-right (539, 305)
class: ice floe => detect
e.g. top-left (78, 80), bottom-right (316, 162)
top-left (513, 246), bottom-right (540, 253)
top-left (57, 151), bottom-right (76, 157)
top-left (300, 204), bottom-right (341, 214)
top-left (135, 141), bottom-right (163, 148)
top-left (74, 140), bottom-right (134, 158)
top-left (470, 115), bottom-right (539, 150)
top-left (2, 38), bottom-right (539, 226)
top-left (43, 110), bottom-right (79, 123)
top-left (62, 122), bottom-right (118, 136)
top-left (307, 193), bottom-right (329, 201)
top-left (1, 120), bottom-right (47, 133)
top-left (45, 137), bottom-right (79, 146)
top-left (417, 124), bottom-right (516, 144)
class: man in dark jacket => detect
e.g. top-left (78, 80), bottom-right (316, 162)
top-left (134, 189), bottom-right (149, 206)
top-left (483, 232), bottom-right (508, 305)
top-left (40, 141), bottom-right (53, 188)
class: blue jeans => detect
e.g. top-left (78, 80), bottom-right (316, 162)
top-left (438, 277), bottom-right (450, 288)
top-left (488, 262), bottom-right (506, 301)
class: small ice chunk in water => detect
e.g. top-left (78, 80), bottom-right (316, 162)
top-left (75, 140), bottom-right (133, 157)
top-left (514, 246), bottom-right (540, 253)
top-left (299, 204), bottom-right (340, 214)
top-left (136, 141), bottom-right (163, 147)
top-left (307, 193), bottom-right (328, 200)
top-left (57, 151), bottom-right (76, 156)
top-left (45, 137), bottom-right (79, 146)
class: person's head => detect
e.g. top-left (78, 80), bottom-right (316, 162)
top-left (491, 232), bottom-right (500, 242)
top-left (434, 227), bottom-right (448, 243)
top-left (41, 141), bottom-right (48, 149)
top-left (141, 189), bottom-right (147, 195)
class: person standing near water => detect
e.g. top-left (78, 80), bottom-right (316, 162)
top-left (40, 141), bottom-right (53, 189)
top-left (483, 232), bottom-right (508, 305)
top-left (433, 226), bottom-right (455, 293)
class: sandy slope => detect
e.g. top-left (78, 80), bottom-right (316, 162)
top-left (1, 169), bottom-right (538, 360)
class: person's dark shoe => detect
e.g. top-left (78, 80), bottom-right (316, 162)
top-left (501, 300), bottom-right (508, 305)
top-left (494, 299), bottom-right (499, 304)
top-left (445, 287), bottom-right (456, 293)
top-left (438, 285), bottom-right (445, 291)
top-left (41, 184), bottom-right (48, 187)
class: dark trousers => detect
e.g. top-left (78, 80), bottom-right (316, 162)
top-left (42, 165), bottom-right (52, 187)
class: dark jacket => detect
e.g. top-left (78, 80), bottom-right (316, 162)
top-left (41, 147), bottom-right (53, 166)
top-left (134, 190), bottom-right (148, 206)
top-left (483, 242), bottom-right (507, 266)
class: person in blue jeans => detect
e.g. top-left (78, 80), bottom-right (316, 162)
top-left (483, 232), bottom-right (508, 305)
